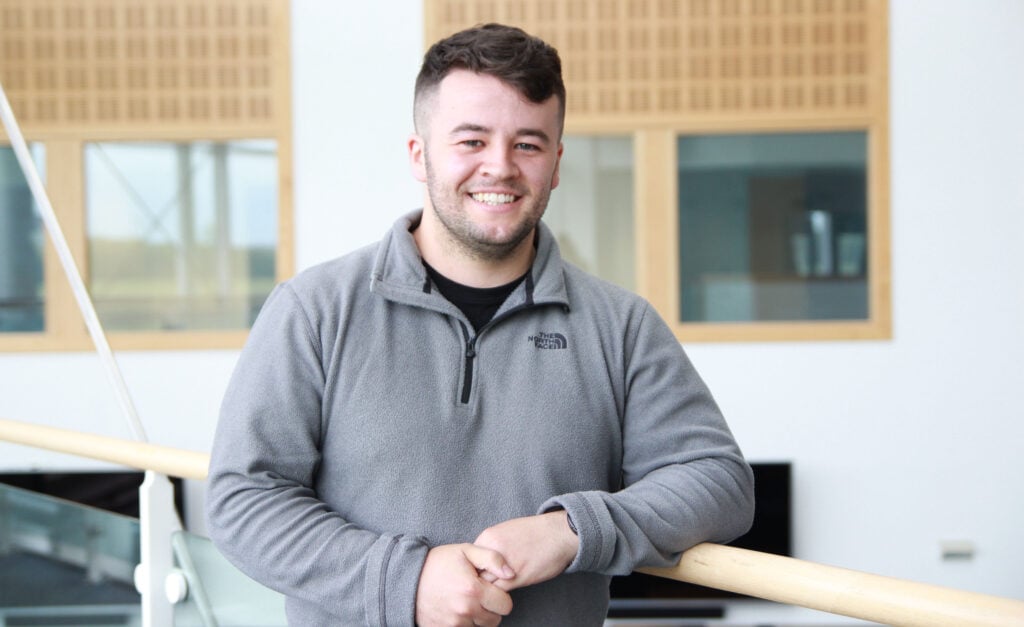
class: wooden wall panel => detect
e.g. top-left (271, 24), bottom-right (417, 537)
top-left (424, 0), bottom-right (883, 128)
top-left (0, 0), bottom-right (286, 139)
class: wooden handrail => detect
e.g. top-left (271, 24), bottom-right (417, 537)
top-left (0, 417), bottom-right (208, 480)
top-left (642, 544), bottom-right (1024, 627)
top-left (2, 417), bottom-right (1023, 626)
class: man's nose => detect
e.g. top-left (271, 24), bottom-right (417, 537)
top-left (479, 145), bottom-right (519, 179)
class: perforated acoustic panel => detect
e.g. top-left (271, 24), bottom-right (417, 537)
top-left (424, 0), bottom-right (884, 124)
top-left (0, 0), bottom-right (286, 137)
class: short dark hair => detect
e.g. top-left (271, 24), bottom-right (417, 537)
top-left (414, 23), bottom-right (566, 134)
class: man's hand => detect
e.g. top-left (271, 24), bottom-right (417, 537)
top-left (473, 511), bottom-right (579, 592)
top-left (414, 543), bottom-right (515, 627)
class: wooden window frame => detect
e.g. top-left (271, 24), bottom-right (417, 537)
top-left (633, 122), bottom-right (890, 343)
top-left (0, 0), bottom-right (293, 352)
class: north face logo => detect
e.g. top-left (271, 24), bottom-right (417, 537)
top-left (529, 332), bottom-right (568, 349)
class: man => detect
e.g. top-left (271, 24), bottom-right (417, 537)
top-left (207, 23), bottom-right (754, 626)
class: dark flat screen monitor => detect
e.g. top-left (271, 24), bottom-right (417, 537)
top-left (608, 461), bottom-right (792, 612)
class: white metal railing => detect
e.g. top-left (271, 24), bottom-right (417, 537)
top-left (2, 417), bottom-right (1024, 627)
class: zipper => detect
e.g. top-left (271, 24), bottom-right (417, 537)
top-left (460, 322), bottom-right (476, 404)
top-left (456, 301), bottom-right (566, 405)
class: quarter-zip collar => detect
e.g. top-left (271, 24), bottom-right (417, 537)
top-left (369, 210), bottom-right (571, 318)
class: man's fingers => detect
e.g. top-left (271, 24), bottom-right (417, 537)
top-left (461, 544), bottom-right (515, 582)
top-left (479, 570), bottom-right (498, 584)
top-left (416, 544), bottom-right (514, 626)
top-left (472, 610), bottom-right (504, 627)
top-left (478, 581), bottom-right (514, 617)
top-left (461, 545), bottom-right (514, 618)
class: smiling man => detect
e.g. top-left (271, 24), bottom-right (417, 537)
top-left (207, 23), bottom-right (754, 627)
top-left (410, 67), bottom-right (562, 285)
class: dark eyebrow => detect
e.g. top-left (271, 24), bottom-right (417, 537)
top-left (516, 128), bottom-right (553, 145)
top-left (450, 123), bottom-right (489, 136)
top-left (449, 123), bottom-right (552, 146)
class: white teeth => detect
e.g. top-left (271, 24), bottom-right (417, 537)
top-left (471, 192), bottom-right (516, 205)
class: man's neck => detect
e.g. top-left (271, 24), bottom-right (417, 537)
top-left (413, 209), bottom-right (535, 288)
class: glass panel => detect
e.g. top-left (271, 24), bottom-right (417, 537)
top-left (546, 136), bottom-right (635, 292)
top-left (0, 483), bottom-right (141, 625)
top-left (677, 132), bottom-right (868, 323)
top-left (0, 145), bottom-right (45, 333)
top-left (171, 530), bottom-right (286, 626)
top-left (85, 140), bottom-right (278, 331)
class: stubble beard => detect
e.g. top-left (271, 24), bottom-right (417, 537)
top-left (424, 158), bottom-right (551, 263)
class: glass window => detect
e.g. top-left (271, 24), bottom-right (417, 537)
top-left (0, 145), bottom-right (45, 333)
top-left (678, 132), bottom-right (868, 323)
top-left (84, 140), bottom-right (278, 331)
top-left (546, 136), bottom-right (635, 292)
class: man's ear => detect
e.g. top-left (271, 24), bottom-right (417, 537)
top-left (550, 141), bottom-right (564, 190)
top-left (408, 133), bottom-right (427, 183)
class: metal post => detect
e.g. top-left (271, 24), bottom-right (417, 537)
top-left (135, 471), bottom-right (182, 627)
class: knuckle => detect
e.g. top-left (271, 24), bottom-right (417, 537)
top-left (455, 580), bottom-right (479, 599)
top-left (451, 598), bottom-right (474, 617)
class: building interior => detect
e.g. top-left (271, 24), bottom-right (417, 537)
top-left (1, 1), bottom-right (1022, 625)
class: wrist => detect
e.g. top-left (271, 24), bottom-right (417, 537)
top-left (551, 510), bottom-right (579, 568)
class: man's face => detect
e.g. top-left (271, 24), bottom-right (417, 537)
top-left (409, 69), bottom-right (563, 261)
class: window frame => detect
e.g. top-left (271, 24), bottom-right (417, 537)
top-left (635, 123), bottom-right (890, 343)
top-left (561, 118), bottom-right (889, 343)
top-left (0, 0), bottom-right (292, 351)
top-left (0, 131), bottom-right (293, 352)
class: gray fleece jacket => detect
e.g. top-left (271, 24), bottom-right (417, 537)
top-left (206, 211), bottom-right (754, 626)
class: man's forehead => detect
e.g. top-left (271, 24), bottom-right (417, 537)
top-left (434, 71), bottom-right (560, 122)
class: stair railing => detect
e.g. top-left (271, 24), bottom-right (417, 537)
top-left (2, 417), bottom-right (1023, 627)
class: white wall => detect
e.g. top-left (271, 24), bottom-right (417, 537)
top-left (1, 1), bottom-right (1021, 622)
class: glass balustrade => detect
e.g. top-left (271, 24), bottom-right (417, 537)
top-left (0, 482), bottom-right (141, 626)
top-left (171, 530), bottom-right (286, 627)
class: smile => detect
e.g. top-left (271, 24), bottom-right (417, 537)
top-left (470, 192), bottom-right (518, 205)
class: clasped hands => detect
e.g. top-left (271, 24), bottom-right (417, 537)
top-left (414, 510), bottom-right (579, 627)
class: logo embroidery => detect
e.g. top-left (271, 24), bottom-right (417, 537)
top-left (529, 332), bottom-right (568, 350)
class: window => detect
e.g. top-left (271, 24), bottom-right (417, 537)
top-left (85, 141), bottom-right (278, 331)
top-left (0, 146), bottom-right (45, 333)
top-left (547, 136), bottom-right (635, 292)
top-left (678, 132), bottom-right (868, 323)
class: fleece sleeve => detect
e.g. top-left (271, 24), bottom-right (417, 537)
top-left (205, 283), bottom-right (427, 626)
top-left (540, 304), bottom-right (755, 575)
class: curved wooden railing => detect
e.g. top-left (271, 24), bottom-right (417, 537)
top-left (2, 417), bottom-right (1023, 627)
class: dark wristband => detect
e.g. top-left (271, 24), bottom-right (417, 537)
top-left (566, 511), bottom-right (578, 535)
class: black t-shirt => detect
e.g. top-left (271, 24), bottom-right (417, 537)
top-left (423, 262), bottom-right (527, 332)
